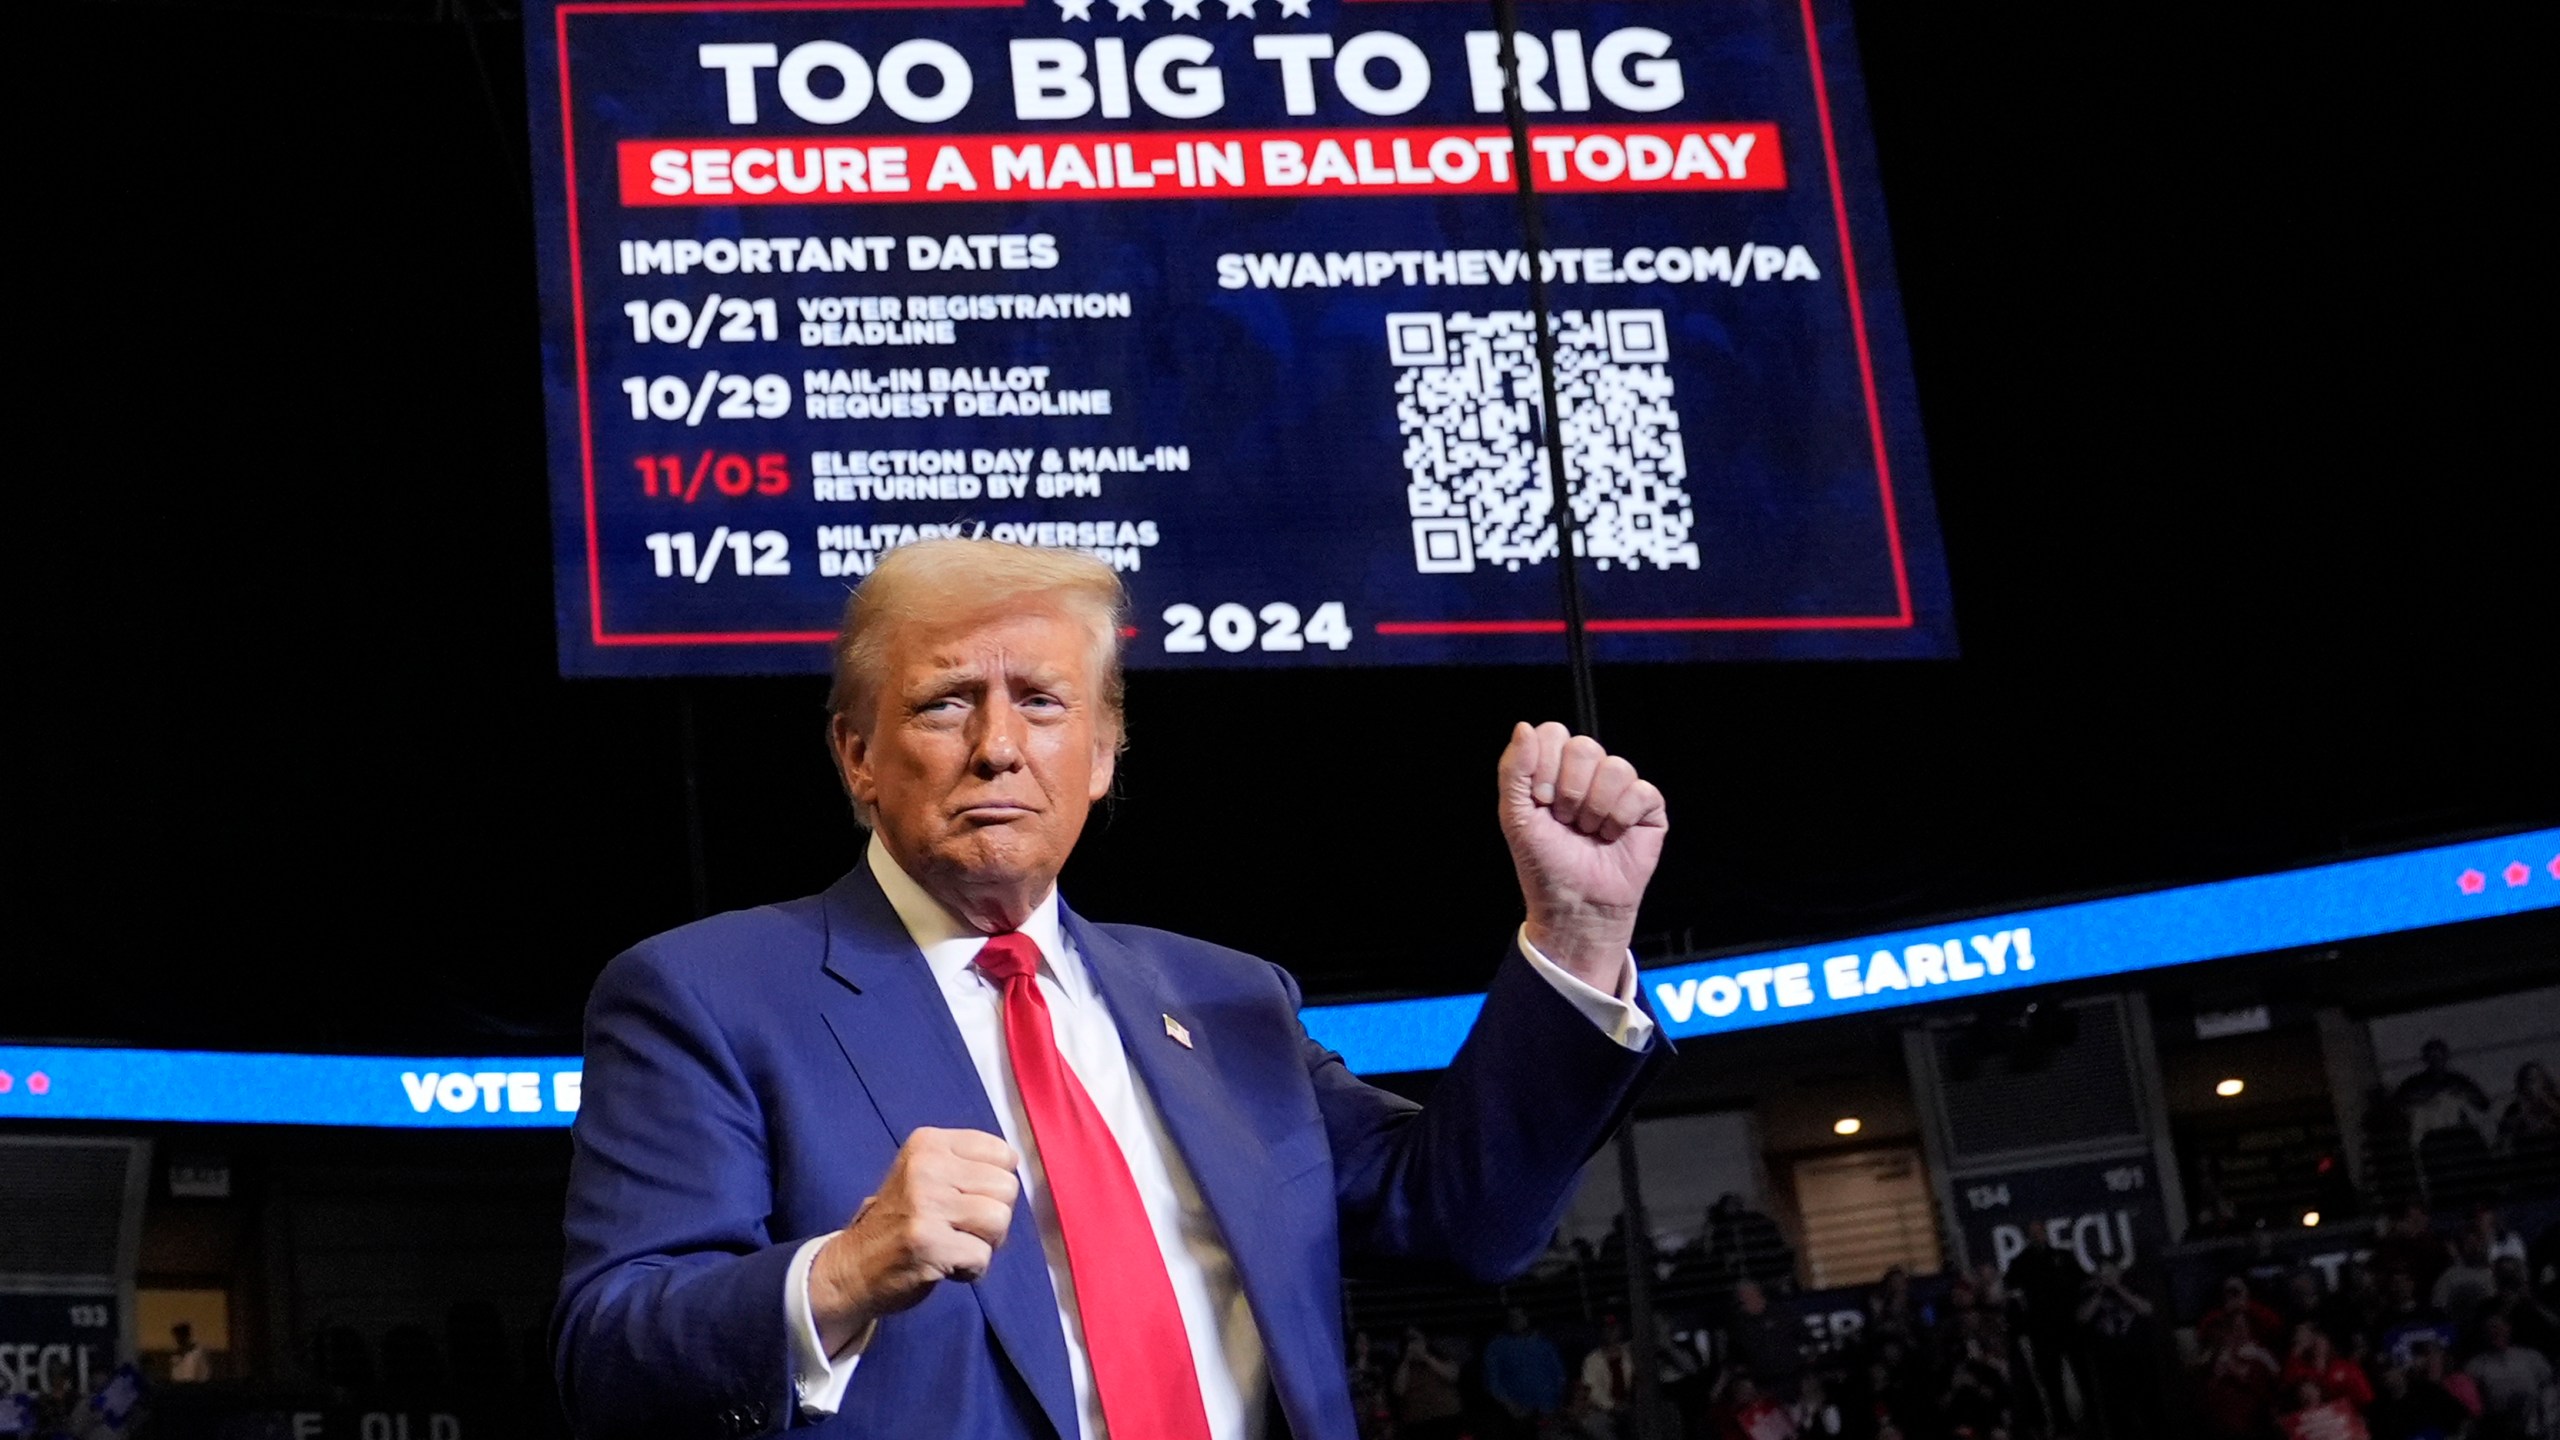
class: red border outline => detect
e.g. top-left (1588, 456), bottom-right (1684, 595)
top-left (558, 0), bottom-right (1022, 648)
top-left (555, 0), bottom-right (1915, 649)
top-left (1378, 0), bottom-right (1913, 636)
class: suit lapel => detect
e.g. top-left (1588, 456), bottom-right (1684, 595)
top-left (1065, 912), bottom-right (1316, 1413)
top-left (1063, 911), bottom-right (1267, 1229)
top-left (814, 867), bottom-right (1080, 1440)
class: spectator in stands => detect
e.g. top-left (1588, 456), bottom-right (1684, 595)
top-left (2189, 1174), bottom-right (2246, 1241)
top-left (2414, 1337), bottom-right (2485, 1425)
top-left (2328, 1261), bottom-right (2391, 1357)
top-left (2248, 1233), bottom-right (2302, 1306)
top-left (167, 1322), bottom-right (210, 1383)
top-left (2368, 1352), bottom-right (2480, 1440)
top-left (2398, 1040), bottom-right (2498, 1204)
top-left (1867, 1267), bottom-right (1923, 1356)
top-left (2075, 1261), bottom-right (2159, 1440)
top-left (1654, 1313), bottom-right (1709, 1430)
top-left (2282, 1378), bottom-right (2375, 1440)
top-left (1845, 1353), bottom-right (1918, 1440)
top-left (1347, 1331), bottom-right (1393, 1440)
top-left (2476, 1206), bottom-right (2534, 1269)
top-left (1935, 1265), bottom-right (2017, 1363)
top-left (2462, 1315), bottom-right (2554, 1439)
top-left (1395, 1328), bottom-right (1466, 1440)
top-left (2284, 1323), bottom-right (2376, 1409)
top-left (2485, 1258), bottom-right (2560, 1359)
top-left (34, 1370), bottom-right (82, 1438)
top-left (2286, 1270), bottom-right (2334, 1329)
top-left (1711, 1373), bottom-right (1797, 1440)
top-left (2003, 1220), bottom-right (2089, 1438)
top-left (2379, 1205), bottom-right (2456, 1301)
top-left (1579, 1313), bottom-right (1637, 1437)
top-left (1701, 1194), bottom-right (1798, 1298)
top-left (2197, 1311), bottom-right (2284, 1440)
top-left (1593, 1214), bottom-right (1639, 1315)
top-left (2534, 1221), bottom-right (2560, 1305)
top-left (2399, 1040), bottom-right (2496, 1126)
top-left (1729, 1281), bottom-right (1805, 1396)
top-left (1482, 1307), bottom-right (1567, 1437)
top-left (1973, 1262), bottom-right (2014, 1319)
top-left (1970, 1259), bottom-right (2039, 1418)
top-left (2191, 1199), bottom-right (2246, 1241)
top-left (2499, 1063), bottom-right (2560, 1188)
top-left (1789, 1373), bottom-right (1843, 1437)
top-left (2207, 1273), bottom-right (2290, 1351)
top-left (2382, 1268), bottom-right (2460, 1365)
top-left (1939, 1348), bottom-right (2017, 1440)
top-left (2440, 1234), bottom-right (2504, 1332)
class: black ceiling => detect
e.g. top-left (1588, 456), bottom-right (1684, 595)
top-left (14, 2), bottom-right (2551, 1051)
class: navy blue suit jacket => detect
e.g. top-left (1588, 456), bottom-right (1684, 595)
top-left (554, 865), bottom-right (1661, 1440)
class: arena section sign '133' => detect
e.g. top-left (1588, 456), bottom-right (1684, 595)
top-left (523, 0), bottom-right (1954, 675)
top-left (0, 1293), bottom-right (119, 1400)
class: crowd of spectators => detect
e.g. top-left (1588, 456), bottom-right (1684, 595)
top-left (1346, 1196), bottom-right (2189, 1440)
top-left (2369, 1047), bottom-right (2560, 1215)
top-left (2189, 1202), bottom-right (2560, 1440)
top-left (1348, 1188), bottom-right (2560, 1440)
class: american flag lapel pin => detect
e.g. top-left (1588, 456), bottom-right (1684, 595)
top-left (1162, 1013), bottom-right (1193, 1049)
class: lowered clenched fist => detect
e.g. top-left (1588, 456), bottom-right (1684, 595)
top-left (809, 1127), bottom-right (1020, 1352)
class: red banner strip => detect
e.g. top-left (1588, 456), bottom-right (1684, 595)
top-left (616, 122), bottom-right (1782, 205)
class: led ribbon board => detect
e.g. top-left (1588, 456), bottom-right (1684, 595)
top-left (526, 0), bottom-right (1954, 675)
top-left (4, 831), bottom-right (2549, 1123)
top-left (1310, 828), bottom-right (2560, 1072)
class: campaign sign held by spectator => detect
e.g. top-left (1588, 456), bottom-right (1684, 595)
top-left (524, 0), bottom-right (1955, 674)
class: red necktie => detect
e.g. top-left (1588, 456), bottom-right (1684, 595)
top-left (976, 932), bottom-right (1212, 1440)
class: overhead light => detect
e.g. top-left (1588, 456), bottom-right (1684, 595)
top-left (2215, 1078), bottom-right (2246, 1097)
top-left (2302, 1211), bottom-right (2321, 1228)
top-left (1833, 1117), bottom-right (1862, 1136)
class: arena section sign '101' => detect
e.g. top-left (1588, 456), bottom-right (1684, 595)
top-left (524, 0), bottom-right (1953, 674)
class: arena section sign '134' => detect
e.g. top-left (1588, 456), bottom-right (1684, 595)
top-left (1953, 1156), bottom-right (2175, 1276)
top-left (526, 0), bottom-right (1953, 675)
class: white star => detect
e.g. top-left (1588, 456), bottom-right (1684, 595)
top-left (1275, 0), bottom-right (1311, 15)
top-left (1166, 0), bottom-right (1202, 17)
top-left (1220, 0), bottom-right (1255, 15)
top-left (1055, 0), bottom-right (1093, 17)
top-left (1111, 0), bottom-right (1146, 16)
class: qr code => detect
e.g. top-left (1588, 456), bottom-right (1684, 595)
top-left (1390, 310), bottom-right (1699, 574)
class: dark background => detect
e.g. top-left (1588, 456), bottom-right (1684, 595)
top-left (15, 1), bottom-right (2550, 1052)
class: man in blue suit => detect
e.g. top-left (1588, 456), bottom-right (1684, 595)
top-left (555, 540), bottom-right (1670, 1440)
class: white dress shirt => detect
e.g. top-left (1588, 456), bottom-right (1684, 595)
top-left (785, 838), bottom-right (1653, 1438)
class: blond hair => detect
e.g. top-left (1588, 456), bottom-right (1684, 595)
top-left (826, 539), bottom-right (1129, 743)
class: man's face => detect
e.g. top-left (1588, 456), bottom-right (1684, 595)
top-left (836, 601), bottom-right (1115, 910)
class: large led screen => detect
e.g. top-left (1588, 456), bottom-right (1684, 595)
top-left (526, 0), bottom-right (1955, 674)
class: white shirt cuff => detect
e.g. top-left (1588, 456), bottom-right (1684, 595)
top-left (1516, 927), bottom-right (1656, 1051)
top-left (784, 1232), bottom-right (871, 1417)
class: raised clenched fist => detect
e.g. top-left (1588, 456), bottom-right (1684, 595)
top-left (808, 1127), bottom-right (1020, 1353)
top-left (1497, 721), bottom-right (1669, 983)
